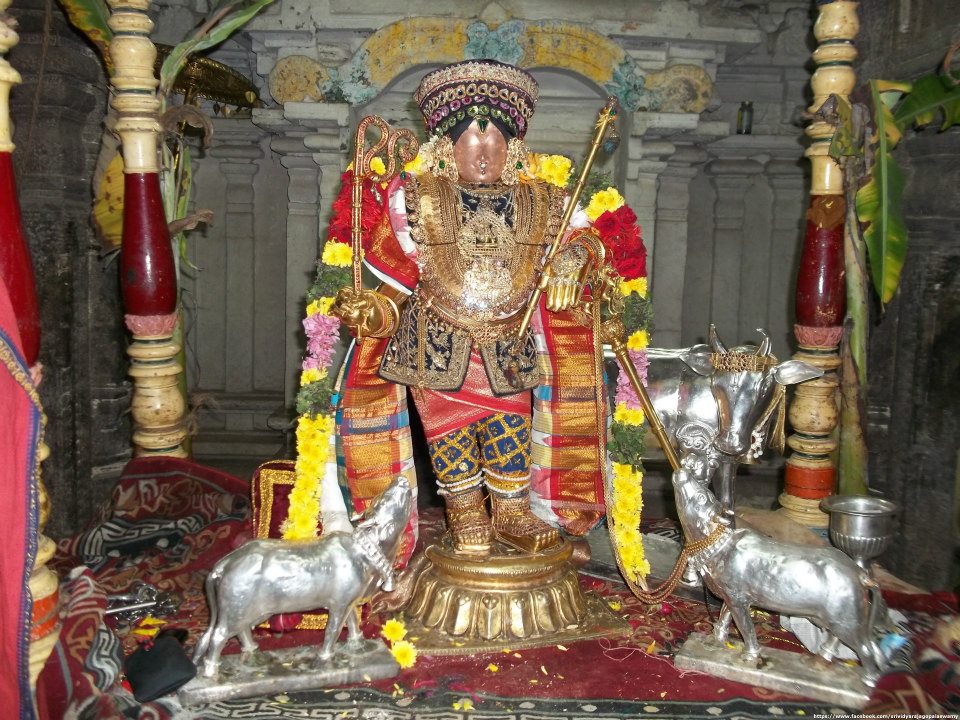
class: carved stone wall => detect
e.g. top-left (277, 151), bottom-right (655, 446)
top-left (10, 0), bottom-right (122, 537)
top-left (856, 0), bottom-right (960, 588)
top-left (159, 0), bottom-right (816, 476)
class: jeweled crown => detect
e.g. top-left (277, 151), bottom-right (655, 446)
top-left (414, 59), bottom-right (539, 139)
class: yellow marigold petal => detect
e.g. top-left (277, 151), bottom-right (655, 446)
top-left (306, 296), bottom-right (336, 316)
top-left (381, 619), bottom-right (408, 643)
top-left (627, 330), bottom-right (649, 351)
top-left (321, 240), bottom-right (353, 267)
top-left (300, 367), bottom-right (326, 386)
top-left (390, 640), bottom-right (418, 669)
top-left (369, 157), bottom-right (386, 176)
top-left (404, 153), bottom-right (426, 175)
top-left (613, 405), bottom-right (646, 426)
top-left (535, 154), bottom-right (572, 187)
top-left (585, 187), bottom-right (625, 221)
top-left (619, 277), bottom-right (648, 298)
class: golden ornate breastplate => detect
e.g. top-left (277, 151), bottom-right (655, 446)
top-left (379, 175), bottom-right (563, 396)
top-left (408, 175), bottom-right (561, 330)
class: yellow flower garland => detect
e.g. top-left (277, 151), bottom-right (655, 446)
top-left (585, 187), bottom-right (625, 221)
top-left (527, 153), bottom-right (573, 187)
top-left (321, 239), bottom-right (353, 267)
top-left (608, 275), bottom-right (651, 584)
top-left (283, 412), bottom-right (335, 540)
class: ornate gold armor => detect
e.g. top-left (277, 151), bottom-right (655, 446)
top-left (380, 174), bottom-right (564, 395)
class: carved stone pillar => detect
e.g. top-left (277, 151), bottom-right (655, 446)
top-left (278, 151), bottom-right (319, 407)
top-left (210, 131), bottom-right (262, 397)
top-left (257, 104), bottom-right (349, 411)
top-left (108, 0), bottom-right (187, 457)
top-left (706, 157), bottom-right (764, 338)
top-left (652, 145), bottom-right (707, 348)
top-left (781, 1), bottom-right (859, 526)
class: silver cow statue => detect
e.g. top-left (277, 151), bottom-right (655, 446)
top-left (673, 435), bottom-right (887, 686)
top-left (646, 325), bottom-right (822, 513)
top-left (193, 475), bottom-right (413, 678)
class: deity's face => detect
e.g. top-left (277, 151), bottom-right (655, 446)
top-left (453, 120), bottom-right (508, 184)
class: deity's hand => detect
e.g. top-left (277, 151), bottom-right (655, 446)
top-left (330, 287), bottom-right (400, 339)
top-left (544, 243), bottom-right (590, 312)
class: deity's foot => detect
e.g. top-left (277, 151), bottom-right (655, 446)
top-left (443, 487), bottom-right (492, 556)
top-left (490, 493), bottom-right (560, 553)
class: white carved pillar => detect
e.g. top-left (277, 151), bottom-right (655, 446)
top-left (706, 157), bottom-right (764, 338)
top-left (652, 144), bottom-right (707, 348)
top-left (211, 131), bottom-right (262, 396)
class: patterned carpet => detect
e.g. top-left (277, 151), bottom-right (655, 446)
top-left (34, 458), bottom-right (960, 719)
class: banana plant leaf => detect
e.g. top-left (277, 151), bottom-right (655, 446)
top-left (93, 150), bottom-right (124, 248)
top-left (838, 320), bottom-right (869, 496)
top-left (856, 80), bottom-right (911, 307)
top-left (56, 0), bottom-right (113, 74)
top-left (159, 0), bottom-right (275, 98)
top-left (893, 73), bottom-right (960, 132)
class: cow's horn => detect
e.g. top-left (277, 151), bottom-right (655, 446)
top-left (756, 328), bottom-right (771, 357)
top-left (708, 324), bottom-right (727, 354)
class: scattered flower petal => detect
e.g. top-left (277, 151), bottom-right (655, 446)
top-left (381, 618), bottom-right (407, 643)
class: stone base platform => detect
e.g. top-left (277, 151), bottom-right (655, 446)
top-left (179, 639), bottom-right (398, 707)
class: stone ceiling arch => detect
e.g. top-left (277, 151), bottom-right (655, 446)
top-left (311, 16), bottom-right (712, 114)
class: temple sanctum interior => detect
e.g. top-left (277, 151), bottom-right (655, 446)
top-left (2, 0), bottom-right (960, 717)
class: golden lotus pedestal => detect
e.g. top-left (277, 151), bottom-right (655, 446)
top-left (402, 538), bottom-right (629, 654)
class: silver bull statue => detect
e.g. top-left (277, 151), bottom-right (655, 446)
top-left (645, 325), bottom-right (822, 512)
top-left (673, 436), bottom-right (887, 686)
top-left (193, 475), bottom-right (413, 678)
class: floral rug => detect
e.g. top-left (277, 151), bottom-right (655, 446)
top-left (34, 457), bottom-right (960, 719)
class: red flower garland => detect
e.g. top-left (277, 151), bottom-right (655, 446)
top-left (594, 205), bottom-right (646, 280)
top-left (326, 170), bottom-right (385, 247)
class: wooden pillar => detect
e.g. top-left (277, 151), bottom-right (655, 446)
top-left (108, 0), bottom-right (187, 457)
top-left (0, 0), bottom-right (61, 690)
top-left (781, 1), bottom-right (859, 526)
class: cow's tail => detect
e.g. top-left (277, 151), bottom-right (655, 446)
top-left (192, 561), bottom-right (224, 663)
top-left (862, 573), bottom-right (889, 668)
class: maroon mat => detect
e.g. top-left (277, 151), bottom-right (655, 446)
top-left (35, 457), bottom-right (960, 719)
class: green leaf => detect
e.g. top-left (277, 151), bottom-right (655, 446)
top-left (893, 74), bottom-right (960, 132)
top-left (837, 324), bottom-right (869, 495)
top-left (159, 0), bottom-right (276, 97)
top-left (56, 0), bottom-right (113, 74)
top-left (843, 196), bottom-right (869, 387)
top-left (856, 80), bottom-right (909, 307)
top-left (828, 95), bottom-right (863, 159)
top-left (608, 421), bottom-right (646, 468)
top-left (175, 145), bottom-right (199, 273)
top-left (856, 153), bottom-right (907, 307)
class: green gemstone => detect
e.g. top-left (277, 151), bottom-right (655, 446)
top-left (438, 160), bottom-right (445, 168)
top-left (516, 161), bottom-right (523, 169)
top-left (400, 171), bottom-right (407, 179)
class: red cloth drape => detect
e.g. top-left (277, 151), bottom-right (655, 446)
top-left (0, 268), bottom-right (41, 720)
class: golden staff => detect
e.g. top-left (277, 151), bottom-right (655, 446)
top-left (512, 97), bottom-right (619, 341)
top-left (350, 116), bottom-right (419, 293)
top-left (602, 312), bottom-right (681, 472)
top-left (511, 97), bottom-right (682, 471)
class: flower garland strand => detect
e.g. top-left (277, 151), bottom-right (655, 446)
top-left (283, 169), bottom-right (369, 541)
